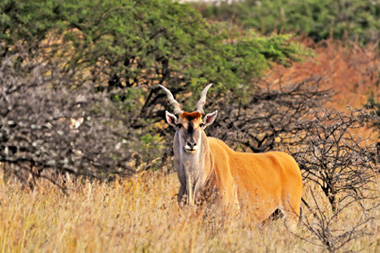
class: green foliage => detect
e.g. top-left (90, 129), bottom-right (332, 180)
top-left (198, 0), bottom-right (380, 45)
top-left (1, 0), bottom-right (308, 91)
top-left (0, 0), bottom-right (310, 126)
top-left (0, 0), bottom-right (64, 55)
top-left (141, 133), bottom-right (161, 154)
top-left (60, 0), bottom-right (208, 88)
top-left (0, 0), bottom-right (310, 177)
top-left (58, 0), bottom-right (309, 103)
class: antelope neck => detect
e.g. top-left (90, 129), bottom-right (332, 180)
top-left (175, 131), bottom-right (212, 205)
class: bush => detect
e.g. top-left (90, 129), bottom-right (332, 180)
top-left (0, 56), bottom-right (138, 188)
top-left (0, 0), bottom-right (309, 186)
top-left (291, 109), bottom-right (377, 211)
top-left (1, 0), bottom-right (308, 90)
top-left (198, 0), bottom-right (380, 45)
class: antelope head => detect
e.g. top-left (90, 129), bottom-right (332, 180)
top-left (159, 84), bottom-right (218, 154)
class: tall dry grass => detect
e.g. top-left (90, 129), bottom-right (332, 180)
top-left (1, 170), bottom-right (380, 252)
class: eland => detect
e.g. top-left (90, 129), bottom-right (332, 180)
top-left (160, 84), bottom-right (303, 229)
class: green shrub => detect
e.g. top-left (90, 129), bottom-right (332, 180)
top-left (198, 0), bottom-right (380, 45)
top-left (0, 0), bottom-right (309, 181)
top-left (1, 0), bottom-right (308, 90)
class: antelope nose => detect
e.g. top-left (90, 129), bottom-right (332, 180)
top-left (187, 141), bottom-right (197, 148)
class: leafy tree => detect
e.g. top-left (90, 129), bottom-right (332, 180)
top-left (57, 0), bottom-right (309, 111)
top-left (1, 0), bottom-right (309, 107)
top-left (0, 0), bottom-right (64, 57)
top-left (0, 0), bottom-right (311, 186)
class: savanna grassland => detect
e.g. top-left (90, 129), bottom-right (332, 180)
top-left (2, 40), bottom-right (380, 252)
top-left (2, 0), bottom-right (380, 252)
top-left (1, 170), bottom-right (380, 252)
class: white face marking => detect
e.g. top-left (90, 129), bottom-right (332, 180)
top-left (184, 144), bottom-right (199, 153)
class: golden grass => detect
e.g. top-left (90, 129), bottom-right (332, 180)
top-left (1, 170), bottom-right (380, 252)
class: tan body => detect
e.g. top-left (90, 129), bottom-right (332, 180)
top-left (207, 137), bottom-right (302, 224)
top-left (160, 84), bottom-right (303, 229)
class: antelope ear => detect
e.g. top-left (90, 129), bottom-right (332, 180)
top-left (165, 111), bottom-right (177, 128)
top-left (203, 111), bottom-right (218, 128)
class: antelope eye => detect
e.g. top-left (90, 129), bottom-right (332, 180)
top-left (176, 123), bottom-right (183, 128)
top-left (199, 123), bottom-right (205, 128)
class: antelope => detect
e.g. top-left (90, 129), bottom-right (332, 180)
top-left (160, 84), bottom-right (303, 229)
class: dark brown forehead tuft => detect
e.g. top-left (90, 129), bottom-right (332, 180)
top-left (181, 111), bottom-right (202, 121)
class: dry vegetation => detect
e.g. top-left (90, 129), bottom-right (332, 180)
top-left (2, 40), bottom-right (380, 252)
top-left (266, 39), bottom-right (380, 111)
top-left (1, 170), bottom-right (379, 252)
